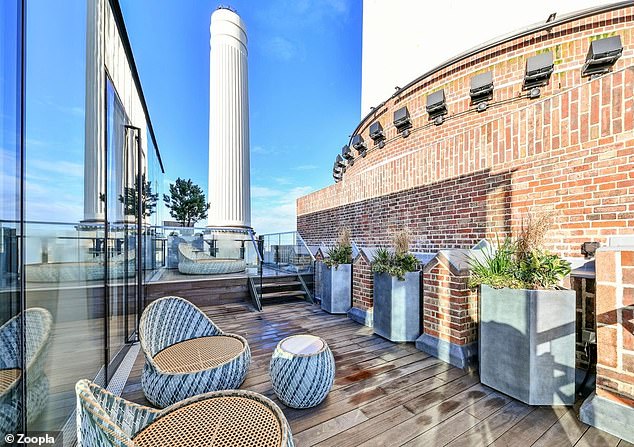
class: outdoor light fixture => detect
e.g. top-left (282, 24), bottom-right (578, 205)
top-left (523, 52), bottom-right (554, 91)
top-left (393, 106), bottom-right (411, 132)
top-left (582, 35), bottom-right (623, 77)
top-left (528, 87), bottom-right (541, 99)
top-left (335, 154), bottom-right (345, 168)
top-left (369, 121), bottom-right (385, 145)
top-left (470, 71), bottom-right (493, 107)
top-left (342, 144), bottom-right (354, 166)
top-left (351, 134), bottom-right (367, 157)
top-left (426, 89), bottom-right (447, 123)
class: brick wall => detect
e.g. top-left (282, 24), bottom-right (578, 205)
top-left (595, 248), bottom-right (634, 406)
top-left (352, 253), bottom-right (373, 310)
top-left (298, 7), bottom-right (634, 258)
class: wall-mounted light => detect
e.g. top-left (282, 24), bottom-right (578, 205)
top-left (470, 71), bottom-right (493, 110)
top-left (426, 89), bottom-right (447, 125)
top-left (582, 35), bottom-right (622, 78)
top-left (393, 106), bottom-right (412, 133)
top-left (335, 154), bottom-right (345, 169)
top-left (523, 52), bottom-right (554, 93)
top-left (341, 144), bottom-right (354, 166)
top-left (351, 134), bottom-right (367, 157)
top-left (369, 121), bottom-right (385, 146)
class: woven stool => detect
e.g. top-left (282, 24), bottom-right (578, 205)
top-left (270, 334), bottom-right (335, 409)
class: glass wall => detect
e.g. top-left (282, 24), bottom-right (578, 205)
top-left (0, 1), bottom-right (166, 444)
top-left (0, 0), bottom-right (25, 440)
top-left (24, 0), bottom-right (105, 439)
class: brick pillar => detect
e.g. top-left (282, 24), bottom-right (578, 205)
top-left (580, 248), bottom-right (634, 443)
top-left (415, 249), bottom-right (478, 370)
top-left (348, 250), bottom-right (374, 327)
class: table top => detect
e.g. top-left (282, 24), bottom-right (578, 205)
top-left (0, 369), bottom-right (21, 394)
top-left (133, 396), bottom-right (283, 447)
top-left (279, 334), bottom-right (324, 355)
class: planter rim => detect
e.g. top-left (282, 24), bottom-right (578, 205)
top-left (373, 270), bottom-right (418, 280)
top-left (480, 284), bottom-right (573, 293)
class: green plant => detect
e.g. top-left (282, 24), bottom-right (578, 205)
top-left (517, 249), bottom-right (571, 289)
top-left (469, 237), bottom-right (519, 289)
top-left (163, 178), bottom-right (210, 227)
top-left (371, 230), bottom-right (418, 281)
top-left (324, 228), bottom-right (353, 269)
top-left (468, 214), bottom-right (571, 290)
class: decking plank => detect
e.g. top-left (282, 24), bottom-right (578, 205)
top-left (119, 301), bottom-right (627, 447)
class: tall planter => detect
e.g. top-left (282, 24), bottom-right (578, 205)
top-left (320, 263), bottom-right (351, 314)
top-left (479, 284), bottom-right (576, 405)
top-left (373, 272), bottom-right (420, 342)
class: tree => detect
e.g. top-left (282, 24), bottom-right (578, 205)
top-left (163, 178), bottom-right (210, 227)
top-left (119, 173), bottom-right (158, 219)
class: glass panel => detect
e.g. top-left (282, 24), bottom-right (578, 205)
top-left (143, 129), bottom-right (164, 284)
top-left (0, 0), bottom-right (24, 438)
top-left (105, 79), bottom-right (136, 373)
top-left (24, 0), bottom-right (104, 438)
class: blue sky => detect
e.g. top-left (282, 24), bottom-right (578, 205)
top-left (121, 0), bottom-right (362, 233)
top-left (21, 0), bottom-right (361, 234)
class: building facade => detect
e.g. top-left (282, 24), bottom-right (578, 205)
top-left (298, 4), bottom-right (634, 436)
top-left (361, 0), bottom-right (612, 115)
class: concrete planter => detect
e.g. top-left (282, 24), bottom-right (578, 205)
top-left (373, 272), bottom-right (420, 342)
top-left (479, 284), bottom-right (576, 405)
top-left (320, 263), bottom-right (351, 314)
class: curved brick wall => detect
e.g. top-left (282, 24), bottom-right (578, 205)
top-left (298, 6), bottom-right (634, 258)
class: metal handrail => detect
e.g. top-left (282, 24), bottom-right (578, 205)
top-left (296, 232), bottom-right (316, 262)
top-left (247, 229), bottom-right (263, 263)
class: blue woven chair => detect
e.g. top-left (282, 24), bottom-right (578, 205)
top-left (76, 380), bottom-right (294, 447)
top-left (139, 296), bottom-right (251, 408)
top-left (0, 308), bottom-right (52, 437)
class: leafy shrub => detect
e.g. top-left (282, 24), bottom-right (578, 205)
top-left (372, 230), bottom-right (419, 281)
top-left (469, 214), bottom-right (571, 290)
top-left (324, 228), bottom-right (353, 269)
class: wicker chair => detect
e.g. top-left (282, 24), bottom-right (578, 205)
top-left (0, 308), bottom-right (52, 436)
top-left (76, 380), bottom-right (294, 447)
top-left (139, 296), bottom-right (251, 408)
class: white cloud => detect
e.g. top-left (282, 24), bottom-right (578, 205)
top-left (293, 164), bottom-right (318, 171)
top-left (273, 177), bottom-right (293, 186)
top-left (266, 36), bottom-right (299, 62)
top-left (251, 186), bottom-right (282, 198)
top-left (29, 159), bottom-right (84, 178)
top-left (251, 185), bottom-right (314, 235)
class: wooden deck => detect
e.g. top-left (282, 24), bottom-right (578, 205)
top-left (121, 301), bottom-right (632, 447)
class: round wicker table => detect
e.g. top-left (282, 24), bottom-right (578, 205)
top-left (269, 334), bottom-right (335, 409)
top-left (153, 336), bottom-right (245, 373)
top-left (133, 396), bottom-right (284, 447)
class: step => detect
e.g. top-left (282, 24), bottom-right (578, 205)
top-left (260, 290), bottom-right (307, 299)
top-left (256, 281), bottom-right (302, 289)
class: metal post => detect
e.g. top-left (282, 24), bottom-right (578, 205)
top-left (125, 125), bottom-right (142, 341)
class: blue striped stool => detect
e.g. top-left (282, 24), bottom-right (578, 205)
top-left (269, 334), bottom-right (335, 409)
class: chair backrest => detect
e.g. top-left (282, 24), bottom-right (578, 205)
top-left (75, 380), bottom-right (157, 447)
top-left (139, 296), bottom-right (221, 358)
top-left (0, 308), bottom-right (52, 372)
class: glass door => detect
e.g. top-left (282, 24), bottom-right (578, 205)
top-left (105, 79), bottom-right (138, 380)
